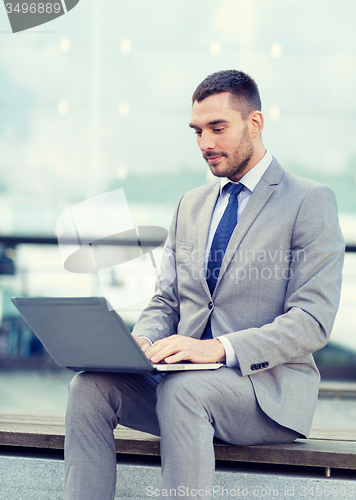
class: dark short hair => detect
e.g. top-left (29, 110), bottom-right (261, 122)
top-left (192, 70), bottom-right (261, 118)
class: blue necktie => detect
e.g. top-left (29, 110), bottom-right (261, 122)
top-left (201, 182), bottom-right (244, 339)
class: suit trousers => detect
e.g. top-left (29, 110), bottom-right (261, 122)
top-left (64, 368), bottom-right (299, 500)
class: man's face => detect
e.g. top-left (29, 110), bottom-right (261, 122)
top-left (189, 92), bottom-right (255, 182)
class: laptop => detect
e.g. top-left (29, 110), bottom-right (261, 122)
top-left (11, 297), bottom-right (223, 374)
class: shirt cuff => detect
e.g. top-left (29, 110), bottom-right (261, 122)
top-left (216, 336), bottom-right (240, 367)
top-left (138, 335), bottom-right (153, 346)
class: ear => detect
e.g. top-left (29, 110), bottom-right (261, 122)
top-left (249, 111), bottom-right (264, 139)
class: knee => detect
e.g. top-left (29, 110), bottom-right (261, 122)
top-left (66, 372), bottom-right (121, 431)
top-left (68, 371), bottom-right (97, 400)
top-left (156, 373), bottom-right (202, 418)
top-left (67, 372), bottom-right (111, 415)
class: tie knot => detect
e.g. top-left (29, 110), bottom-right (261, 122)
top-left (228, 183), bottom-right (244, 198)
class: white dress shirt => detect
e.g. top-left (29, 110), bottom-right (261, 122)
top-left (141, 151), bottom-right (273, 366)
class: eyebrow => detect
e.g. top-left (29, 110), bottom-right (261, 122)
top-left (189, 119), bottom-right (229, 129)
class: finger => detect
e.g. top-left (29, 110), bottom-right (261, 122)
top-left (149, 342), bottom-right (186, 363)
top-left (145, 336), bottom-right (179, 358)
top-left (149, 345), bottom-right (179, 363)
top-left (161, 351), bottom-right (190, 364)
top-left (131, 334), bottom-right (151, 352)
top-left (145, 342), bottom-right (164, 358)
top-left (138, 340), bottom-right (150, 353)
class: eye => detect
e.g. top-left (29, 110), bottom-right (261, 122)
top-left (213, 128), bottom-right (224, 133)
top-left (194, 130), bottom-right (202, 136)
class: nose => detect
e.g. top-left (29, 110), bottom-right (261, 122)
top-left (198, 131), bottom-right (215, 152)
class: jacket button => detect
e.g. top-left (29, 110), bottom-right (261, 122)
top-left (208, 302), bottom-right (213, 310)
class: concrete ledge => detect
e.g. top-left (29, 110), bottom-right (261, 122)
top-left (319, 381), bottom-right (356, 399)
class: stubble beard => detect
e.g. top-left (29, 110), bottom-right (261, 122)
top-left (206, 126), bottom-right (254, 181)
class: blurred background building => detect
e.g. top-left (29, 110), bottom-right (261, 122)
top-left (0, 0), bottom-right (355, 418)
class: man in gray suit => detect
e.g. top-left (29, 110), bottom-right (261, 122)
top-left (64, 70), bottom-right (344, 499)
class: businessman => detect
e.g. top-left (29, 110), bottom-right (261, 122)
top-left (64, 70), bottom-right (344, 499)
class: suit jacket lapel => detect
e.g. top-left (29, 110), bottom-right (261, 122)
top-left (213, 159), bottom-right (284, 296)
top-left (196, 181), bottom-right (220, 297)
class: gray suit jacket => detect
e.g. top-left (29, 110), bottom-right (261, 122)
top-left (133, 158), bottom-right (345, 436)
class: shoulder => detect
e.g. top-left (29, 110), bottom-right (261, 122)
top-left (269, 162), bottom-right (342, 241)
top-left (282, 172), bottom-right (339, 218)
top-left (167, 179), bottom-right (219, 233)
top-left (183, 180), bottom-right (220, 197)
top-left (267, 157), bottom-right (337, 200)
top-left (282, 170), bottom-right (331, 193)
top-left (178, 179), bottom-right (220, 206)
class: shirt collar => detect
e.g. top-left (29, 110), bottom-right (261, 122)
top-left (219, 150), bottom-right (273, 196)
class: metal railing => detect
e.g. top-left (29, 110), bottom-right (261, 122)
top-left (0, 235), bottom-right (355, 252)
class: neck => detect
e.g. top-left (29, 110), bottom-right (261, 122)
top-left (250, 142), bottom-right (267, 169)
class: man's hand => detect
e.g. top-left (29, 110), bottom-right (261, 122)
top-left (131, 334), bottom-right (151, 353)
top-left (145, 335), bottom-right (226, 364)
